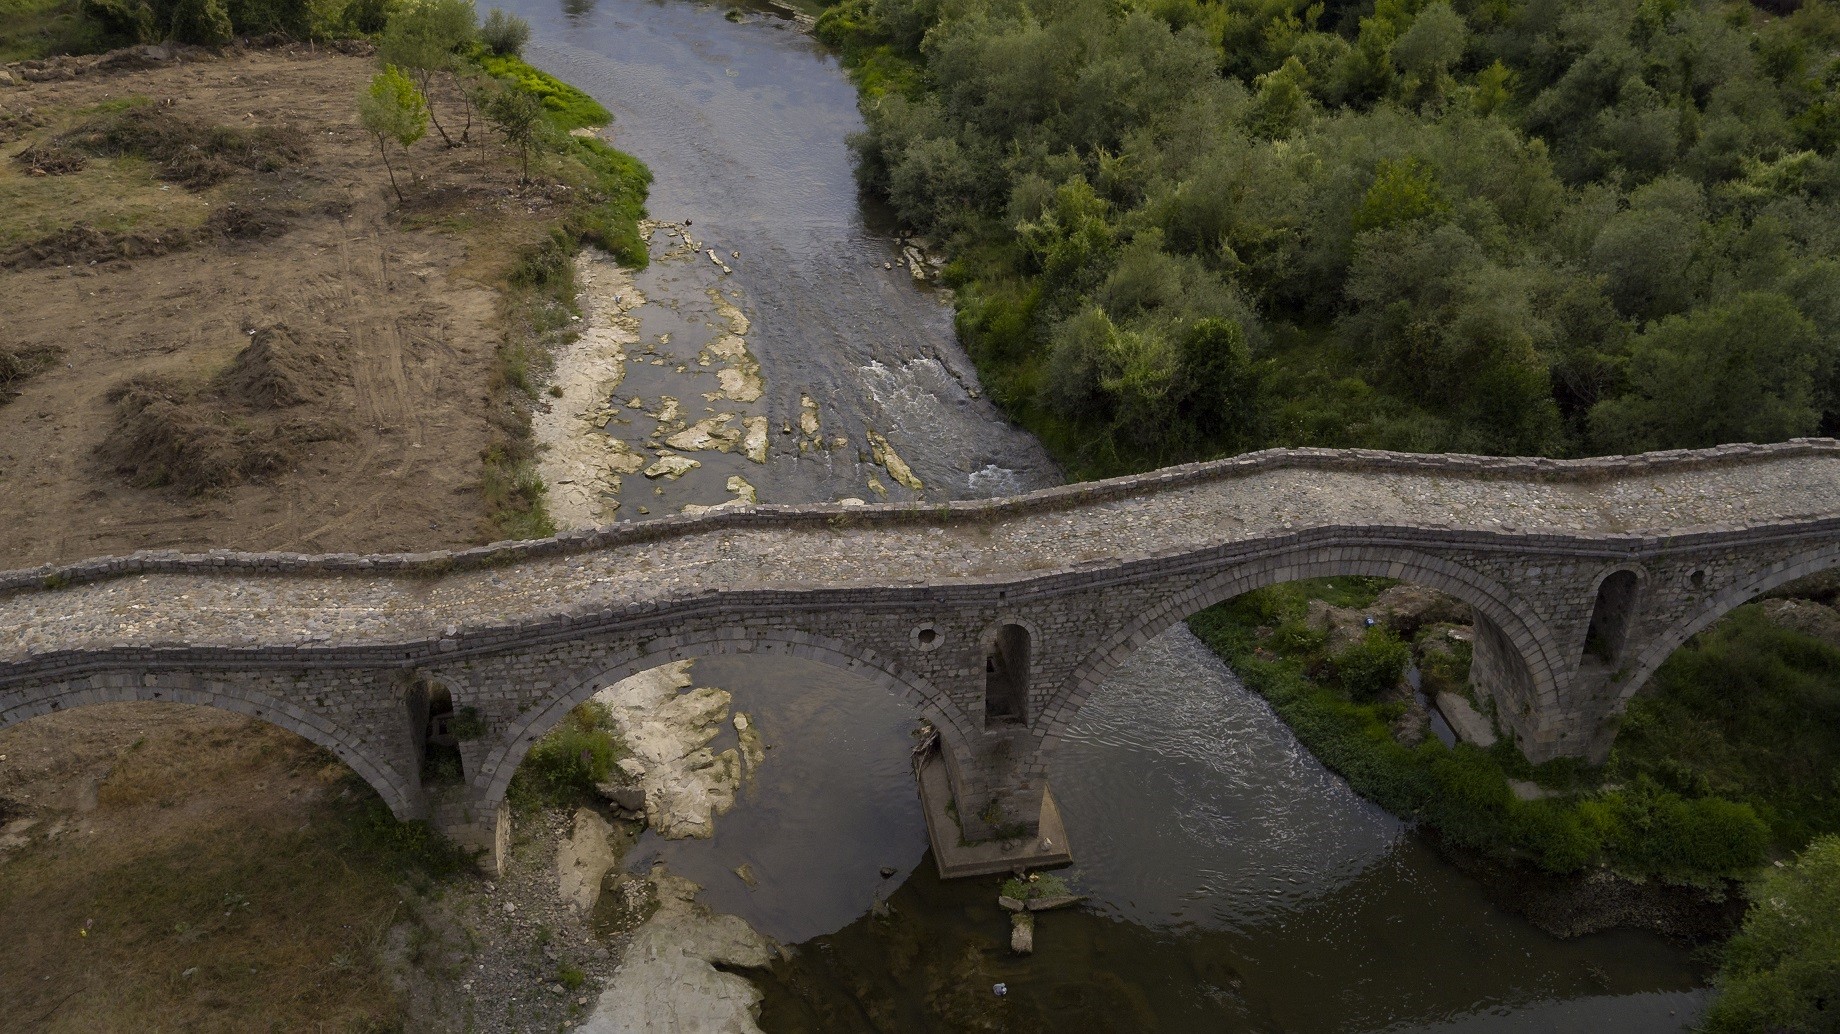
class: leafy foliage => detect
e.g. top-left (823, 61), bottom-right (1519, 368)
top-left (508, 702), bottom-right (626, 809)
top-left (1703, 836), bottom-right (1840, 1034)
top-left (1188, 584), bottom-right (1773, 884)
top-left (358, 64), bottom-right (428, 200)
top-left (830, 0), bottom-right (1840, 473)
top-left (478, 6), bottom-right (527, 56)
top-left (1610, 604), bottom-right (1840, 851)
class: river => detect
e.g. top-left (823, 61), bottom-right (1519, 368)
top-left (493, 0), bottom-right (1712, 1028)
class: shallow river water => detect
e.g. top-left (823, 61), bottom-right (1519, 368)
top-left (497, 0), bottom-right (1711, 1028)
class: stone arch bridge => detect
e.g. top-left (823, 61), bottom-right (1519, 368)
top-left (5, 441), bottom-right (1840, 872)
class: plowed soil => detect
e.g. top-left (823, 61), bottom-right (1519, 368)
top-left (0, 45), bottom-right (555, 568)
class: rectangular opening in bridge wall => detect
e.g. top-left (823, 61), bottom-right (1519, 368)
top-left (984, 624), bottom-right (1031, 727)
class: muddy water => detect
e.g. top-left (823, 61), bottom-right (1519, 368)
top-left (499, 0), bottom-right (1709, 1029)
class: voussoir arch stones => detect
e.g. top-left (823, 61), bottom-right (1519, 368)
top-left (0, 670), bottom-right (422, 819)
top-left (1615, 539), bottom-right (1840, 710)
top-left (1039, 542), bottom-right (1560, 737)
top-left (450, 625), bottom-right (961, 810)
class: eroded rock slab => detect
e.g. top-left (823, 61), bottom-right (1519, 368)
top-left (579, 869), bottom-right (775, 1034)
top-left (557, 806), bottom-right (620, 913)
top-left (594, 663), bottom-right (744, 839)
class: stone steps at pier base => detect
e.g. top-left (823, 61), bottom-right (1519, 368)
top-left (916, 752), bottom-right (1073, 879)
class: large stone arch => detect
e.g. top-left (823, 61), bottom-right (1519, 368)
top-left (1036, 544), bottom-right (1564, 743)
top-left (1614, 541), bottom-right (1840, 710)
top-left (471, 627), bottom-right (954, 809)
top-left (0, 671), bottom-right (423, 819)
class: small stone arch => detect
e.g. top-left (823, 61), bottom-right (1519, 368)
top-left (471, 628), bottom-right (961, 811)
top-left (1581, 565), bottom-right (1646, 668)
top-left (0, 671), bottom-right (423, 819)
top-left (1037, 544), bottom-right (1563, 745)
top-left (1614, 541), bottom-right (1840, 710)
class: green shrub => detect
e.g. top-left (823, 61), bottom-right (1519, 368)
top-left (1596, 778), bottom-right (1770, 884)
top-left (1190, 595), bottom-right (1782, 883)
top-left (476, 51), bottom-right (609, 130)
top-left (1703, 835), bottom-right (1840, 1033)
top-left (1417, 639), bottom-right (1472, 696)
top-left (1335, 628), bottom-right (1411, 701)
top-left (509, 702), bottom-right (624, 809)
top-left (168, 0), bottom-right (233, 45)
top-left (1267, 618), bottom-right (1327, 658)
top-left (478, 7), bottom-right (527, 56)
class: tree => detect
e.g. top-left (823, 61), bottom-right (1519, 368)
top-left (483, 80), bottom-right (544, 183)
top-left (1173, 317), bottom-right (1260, 450)
top-left (169, 0), bottom-right (233, 45)
top-left (479, 8), bottom-right (530, 56)
top-left (359, 65), bottom-right (429, 202)
top-left (378, 0), bottom-right (477, 147)
top-left (1589, 292), bottom-right (1833, 452)
top-left (1702, 835), bottom-right (1840, 1033)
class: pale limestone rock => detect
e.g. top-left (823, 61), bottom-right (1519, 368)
top-left (594, 663), bottom-right (747, 839)
top-left (579, 870), bottom-right (774, 1034)
top-left (743, 416), bottom-right (769, 463)
top-left (664, 415), bottom-right (742, 452)
top-left (557, 806), bottom-right (619, 912)
top-left (643, 454), bottom-right (701, 480)
top-left (866, 429), bottom-right (923, 491)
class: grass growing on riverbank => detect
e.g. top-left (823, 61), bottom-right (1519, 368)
top-left (472, 49), bottom-right (651, 541)
top-left (1187, 580), bottom-right (1776, 887)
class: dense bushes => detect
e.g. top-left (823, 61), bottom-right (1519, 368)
top-left (827, 0), bottom-right (1840, 474)
top-left (1703, 835), bottom-right (1840, 1033)
top-left (507, 702), bottom-right (625, 809)
top-left (1189, 584), bottom-right (1773, 883)
top-left (1610, 604), bottom-right (1840, 851)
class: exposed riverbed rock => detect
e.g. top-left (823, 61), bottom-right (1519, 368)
top-left (1372, 584), bottom-right (1469, 636)
top-left (642, 454), bottom-right (701, 480)
top-left (866, 429), bottom-right (923, 491)
top-left (594, 662), bottom-right (746, 840)
top-left (580, 869), bottom-right (776, 1034)
top-left (1755, 598), bottom-right (1840, 648)
top-left (1306, 600), bottom-right (1371, 653)
top-left (557, 806), bottom-right (621, 913)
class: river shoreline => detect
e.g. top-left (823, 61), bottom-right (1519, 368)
top-left (482, 0), bottom-right (1718, 1028)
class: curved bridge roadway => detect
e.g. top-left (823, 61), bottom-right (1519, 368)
top-left (5, 441), bottom-right (1840, 868)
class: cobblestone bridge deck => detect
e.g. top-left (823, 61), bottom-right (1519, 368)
top-left (5, 441), bottom-right (1839, 871)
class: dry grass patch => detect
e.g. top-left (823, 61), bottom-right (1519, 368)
top-left (0, 713), bottom-right (465, 1034)
top-left (100, 324), bottom-right (350, 495)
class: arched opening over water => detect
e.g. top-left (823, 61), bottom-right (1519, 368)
top-left (493, 650), bottom-right (935, 943)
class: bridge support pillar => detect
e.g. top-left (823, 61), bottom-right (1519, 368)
top-left (917, 726), bottom-right (1072, 878)
top-left (430, 782), bottom-right (510, 874)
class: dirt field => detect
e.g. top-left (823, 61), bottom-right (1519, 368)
top-left (0, 45), bottom-right (560, 568)
top-left (0, 703), bottom-right (418, 1032)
